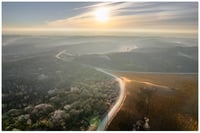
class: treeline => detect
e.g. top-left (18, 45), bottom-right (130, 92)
top-left (2, 55), bottom-right (119, 130)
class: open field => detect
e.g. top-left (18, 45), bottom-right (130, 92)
top-left (107, 72), bottom-right (198, 131)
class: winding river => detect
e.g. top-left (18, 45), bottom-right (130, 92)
top-left (55, 51), bottom-right (126, 131)
top-left (95, 68), bottom-right (126, 131)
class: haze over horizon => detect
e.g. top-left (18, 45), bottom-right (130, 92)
top-left (2, 2), bottom-right (198, 131)
top-left (2, 2), bottom-right (198, 36)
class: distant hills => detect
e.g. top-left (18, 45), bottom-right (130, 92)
top-left (74, 46), bottom-right (198, 73)
top-left (2, 35), bottom-right (198, 73)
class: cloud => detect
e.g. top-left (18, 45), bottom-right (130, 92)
top-left (47, 2), bottom-right (134, 28)
top-left (73, 2), bottom-right (112, 10)
top-left (5, 2), bottom-right (198, 34)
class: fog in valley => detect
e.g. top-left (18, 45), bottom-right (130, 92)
top-left (2, 34), bottom-right (198, 131)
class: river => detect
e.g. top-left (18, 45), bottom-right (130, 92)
top-left (95, 68), bottom-right (126, 131)
top-left (55, 51), bottom-right (127, 131)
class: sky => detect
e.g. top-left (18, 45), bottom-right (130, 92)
top-left (2, 2), bottom-right (198, 35)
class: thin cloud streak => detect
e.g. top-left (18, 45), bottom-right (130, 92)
top-left (3, 2), bottom-right (198, 34)
top-left (46, 2), bottom-right (197, 33)
top-left (73, 2), bottom-right (112, 10)
top-left (47, 2), bottom-right (134, 26)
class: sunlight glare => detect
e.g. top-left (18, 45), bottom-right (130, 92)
top-left (94, 7), bottom-right (109, 22)
top-left (122, 77), bottom-right (132, 83)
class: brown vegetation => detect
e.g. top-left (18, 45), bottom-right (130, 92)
top-left (107, 73), bottom-right (198, 131)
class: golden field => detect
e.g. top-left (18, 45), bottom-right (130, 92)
top-left (107, 72), bottom-right (198, 131)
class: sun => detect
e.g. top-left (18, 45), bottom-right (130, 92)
top-left (94, 7), bottom-right (109, 22)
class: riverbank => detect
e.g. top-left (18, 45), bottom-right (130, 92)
top-left (55, 51), bottom-right (126, 131)
top-left (95, 68), bottom-right (126, 131)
